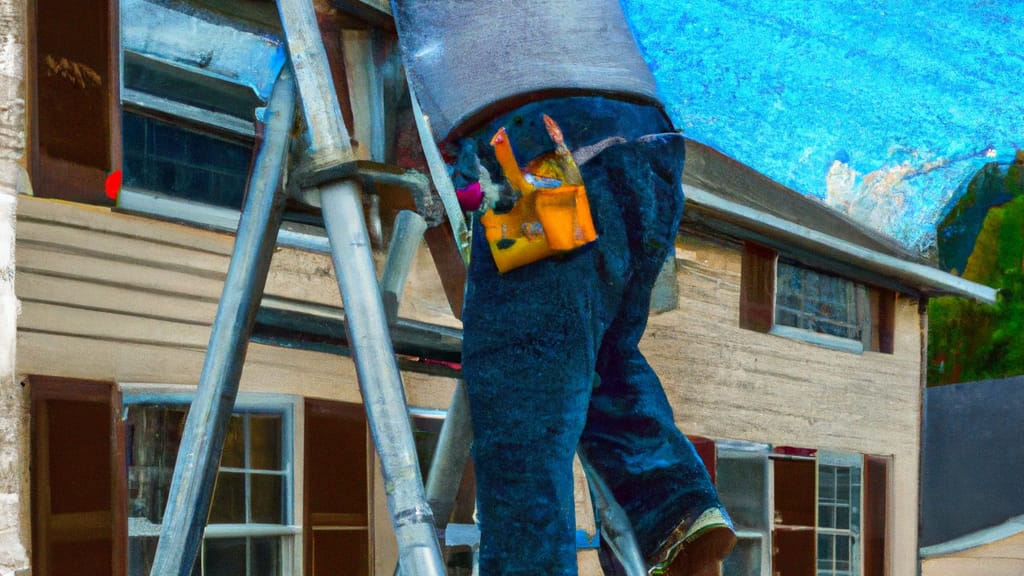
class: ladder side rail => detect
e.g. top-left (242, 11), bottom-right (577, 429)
top-left (276, 0), bottom-right (445, 573)
top-left (149, 70), bottom-right (298, 576)
top-left (425, 381), bottom-right (473, 535)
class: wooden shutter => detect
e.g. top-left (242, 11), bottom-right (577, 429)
top-left (869, 288), bottom-right (896, 354)
top-left (740, 242), bottom-right (776, 333)
top-left (688, 435), bottom-right (717, 484)
top-left (30, 0), bottom-right (120, 204)
top-left (305, 399), bottom-right (371, 576)
top-left (863, 455), bottom-right (890, 576)
top-left (30, 376), bottom-right (126, 576)
top-left (772, 454), bottom-right (816, 576)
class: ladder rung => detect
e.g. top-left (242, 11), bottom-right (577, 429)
top-left (252, 298), bottom-right (462, 373)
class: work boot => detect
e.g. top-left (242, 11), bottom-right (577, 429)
top-left (657, 509), bottom-right (737, 576)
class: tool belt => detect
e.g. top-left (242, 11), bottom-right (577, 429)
top-left (480, 121), bottom-right (598, 273)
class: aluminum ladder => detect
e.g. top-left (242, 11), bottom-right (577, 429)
top-left (147, 0), bottom-right (450, 572)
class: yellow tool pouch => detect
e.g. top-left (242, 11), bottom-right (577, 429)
top-left (481, 126), bottom-right (598, 273)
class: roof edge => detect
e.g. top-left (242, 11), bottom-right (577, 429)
top-left (683, 185), bottom-right (997, 304)
top-left (920, 515), bottom-right (1024, 557)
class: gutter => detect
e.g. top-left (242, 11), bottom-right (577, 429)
top-left (683, 185), bottom-right (998, 304)
top-left (920, 514), bottom-right (1024, 557)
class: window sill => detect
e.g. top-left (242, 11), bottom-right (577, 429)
top-left (768, 325), bottom-right (864, 355)
top-left (118, 187), bottom-right (331, 254)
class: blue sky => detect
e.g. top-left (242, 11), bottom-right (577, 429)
top-left (622, 0), bottom-right (1023, 252)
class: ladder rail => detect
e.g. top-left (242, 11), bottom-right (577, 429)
top-left (276, 0), bottom-right (446, 572)
top-left (149, 69), bottom-right (297, 576)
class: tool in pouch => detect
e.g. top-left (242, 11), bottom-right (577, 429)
top-left (480, 115), bottom-right (598, 273)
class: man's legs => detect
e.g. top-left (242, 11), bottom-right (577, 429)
top-left (577, 134), bottom-right (732, 571)
top-left (461, 216), bottom-right (602, 575)
top-left (460, 108), bottom-right (731, 574)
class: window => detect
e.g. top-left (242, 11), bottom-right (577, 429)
top-left (740, 242), bottom-right (895, 354)
top-left (716, 442), bottom-right (771, 576)
top-left (816, 453), bottom-right (862, 576)
top-left (776, 260), bottom-right (864, 341)
top-left (124, 396), bottom-right (296, 576)
top-left (709, 441), bottom-right (889, 576)
top-left (117, 0), bottom-right (282, 220)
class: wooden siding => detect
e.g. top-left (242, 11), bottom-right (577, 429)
top-left (17, 197), bottom-right (929, 574)
top-left (653, 234), bottom-right (923, 576)
top-left (15, 196), bottom-right (459, 410)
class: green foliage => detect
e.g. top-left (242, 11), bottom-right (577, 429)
top-left (928, 269), bottom-right (1024, 385)
top-left (929, 158), bottom-right (1024, 386)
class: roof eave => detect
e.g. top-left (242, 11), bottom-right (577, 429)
top-left (683, 184), bottom-right (998, 304)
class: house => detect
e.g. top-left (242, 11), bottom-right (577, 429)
top-left (919, 376), bottom-right (1024, 575)
top-left (1, 0), bottom-right (996, 575)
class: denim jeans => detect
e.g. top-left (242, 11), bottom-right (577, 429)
top-left (459, 97), bottom-right (725, 575)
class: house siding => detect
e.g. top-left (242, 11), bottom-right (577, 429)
top-left (16, 196), bottom-right (929, 574)
top-left (648, 233), bottom-right (923, 576)
top-left (15, 196), bottom-right (459, 409)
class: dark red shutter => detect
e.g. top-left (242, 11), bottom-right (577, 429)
top-left (772, 455), bottom-right (815, 576)
top-left (863, 455), bottom-right (890, 576)
top-left (740, 242), bottom-right (776, 333)
top-left (31, 0), bottom-right (120, 204)
top-left (688, 435), bottom-right (717, 484)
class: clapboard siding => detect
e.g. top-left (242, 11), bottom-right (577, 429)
top-left (649, 234), bottom-right (922, 576)
top-left (15, 196), bottom-right (458, 410)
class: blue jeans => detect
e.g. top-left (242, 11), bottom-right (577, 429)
top-left (460, 98), bottom-right (724, 575)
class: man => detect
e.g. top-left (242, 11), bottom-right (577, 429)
top-left (392, 1), bottom-right (735, 574)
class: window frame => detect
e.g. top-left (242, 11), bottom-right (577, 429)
top-left (121, 385), bottom-right (300, 576)
top-left (740, 242), bottom-right (895, 354)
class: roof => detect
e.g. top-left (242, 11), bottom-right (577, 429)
top-left (684, 140), bottom-right (919, 261)
top-left (920, 377), bottom-right (1024, 550)
top-left (681, 139), bottom-right (997, 303)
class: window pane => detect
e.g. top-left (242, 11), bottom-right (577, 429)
top-left (722, 537), bottom-right (761, 576)
top-left (127, 406), bottom-right (187, 524)
top-left (122, 112), bottom-right (251, 208)
top-left (128, 536), bottom-right (158, 576)
top-left (250, 415), bottom-right (283, 471)
top-left (412, 416), bottom-right (445, 477)
top-left (836, 534), bottom-right (851, 563)
top-left (204, 537), bottom-right (247, 575)
top-left (251, 474), bottom-right (284, 524)
top-left (222, 415), bottom-right (245, 469)
top-left (717, 455), bottom-right (766, 530)
top-left (836, 505), bottom-right (851, 529)
top-left (819, 504), bottom-right (834, 529)
top-left (209, 471), bottom-right (247, 524)
top-left (837, 468), bottom-right (851, 503)
top-left (819, 467), bottom-right (836, 502)
top-left (250, 537), bottom-right (282, 576)
top-left (818, 533), bottom-right (833, 570)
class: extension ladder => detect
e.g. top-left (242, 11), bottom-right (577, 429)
top-left (147, 0), bottom-right (647, 574)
